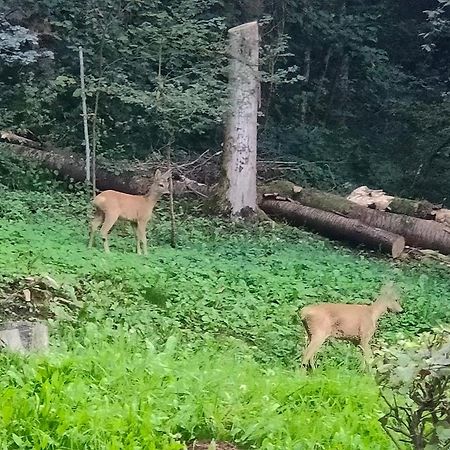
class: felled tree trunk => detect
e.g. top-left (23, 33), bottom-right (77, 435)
top-left (387, 197), bottom-right (438, 219)
top-left (0, 143), bottom-right (209, 196)
top-left (0, 321), bottom-right (48, 353)
top-left (214, 21), bottom-right (259, 219)
top-left (292, 188), bottom-right (450, 254)
top-left (260, 196), bottom-right (405, 258)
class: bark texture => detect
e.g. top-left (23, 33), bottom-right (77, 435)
top-left (215, 21), bottom-right (259, 218)
top-left (347, 185), bottom-right (439, 219)
top-left (0, 143), bottom-right (209, 196)
top-left (292, 188), bottom-right (450, 254)
top-left (260, 197), bottom-right (405, 258)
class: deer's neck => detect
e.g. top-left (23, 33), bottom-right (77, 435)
top-left (370, 300), bottom-right (388, 321)
top-left (144, 191), bottom-right (161, 206)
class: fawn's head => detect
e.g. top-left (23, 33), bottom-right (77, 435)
top-left (376, 281), bottom-right (403, 313)
top-left (148, 169), bottom-right (171, 196)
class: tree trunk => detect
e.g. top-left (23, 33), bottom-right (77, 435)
top-left (0, 143), bottom-right (210, 196)
top-left (313, 46), bottom-right (332, 117)
top-left (78, 46), bottom-right (91, 183)
top-left (300, 47), bottom-right (311, 124)
top-left (292, 188), bottom-right (450, 254)
top-left (260, 197), bottom-right (405, 258)
top-left (388, 197), bottom-right (438, 219)
top-left (215, 21), bottom-right (259, 219)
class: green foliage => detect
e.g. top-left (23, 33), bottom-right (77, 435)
top-left (0, 184), bottom-right (449, 448)
top-left (0, 331), bottom-right (393, 449)
top-left (376, 328), bottom-right (450, 449)
top-left (1, 0), bottom-right (229, 155)
top-left (0, 188), bottom-right (449, 360)
top-left (3, 0), bottom-right (450, 200)
top-left (0, 17), bottom-right (53, 65)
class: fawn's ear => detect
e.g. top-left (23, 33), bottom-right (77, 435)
top-left (154, 169), bottom-right (162, 178)
top-left (162, 168), bottom-right (172, 179)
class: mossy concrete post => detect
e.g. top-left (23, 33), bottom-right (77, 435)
top-left (0, 321), bottom-right (49, 353)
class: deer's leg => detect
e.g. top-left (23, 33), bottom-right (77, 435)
top-left (89, 210), bottom-right (104, 248)
top-left (131, 223), bottom-right (141, 254)
top-left (359, 335), bottom-right (374, 364)
top-left (100, 213), bottom-right (119, 253)
top-left (137, 221), bottom-right (148, 256)
top-left (302, 333), bottom-right (328, 368)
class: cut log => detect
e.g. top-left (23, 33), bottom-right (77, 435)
top-left (291, 188), bottom-right (450, 254)
top-left (346, 186), bottom-right (394, 210)
top-left (387, 197), bottom-right (439, 219)
top-left (293, 187), bottom-right (357, 215)
top-left (4, 139), bottom-right (450, 252)
top-left (0, 321), bottom-right (49, 353)
top-left (1, 131), bottom-right (43, 148)
top-left (260, 197), bottom-right (405, 258)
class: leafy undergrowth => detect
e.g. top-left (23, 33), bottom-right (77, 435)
top-left (0, 186), bottom-right (449, 449)
top-left (0, 328), bottom-right (392, 450)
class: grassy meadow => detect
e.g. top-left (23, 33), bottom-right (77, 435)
top-left (0, 183), bottom-right (449, 449)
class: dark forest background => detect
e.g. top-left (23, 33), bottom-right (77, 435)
top-left (1, 0), bottom-right (450, 201)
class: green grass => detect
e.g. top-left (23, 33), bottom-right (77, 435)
top-left (0, 329), bottom-right (392, 450)
top-left (0, 186), bottom-right (449, 449)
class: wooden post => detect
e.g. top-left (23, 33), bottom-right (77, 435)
top-left (79, 46), bottom-right (91, 183)
top-left (166, 143), bottom-right (177, 248)
top-left (216, 21), bottom-right (259, 219)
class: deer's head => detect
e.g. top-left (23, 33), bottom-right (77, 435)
top-left (151, 169), bottom-right (171, 196)
top-left (378, 282), bottom-right (403, 313)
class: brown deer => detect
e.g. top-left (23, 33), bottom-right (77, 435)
top-left (88, 169), bottom-right (170, 254)
top-left (300, 282), bottom-right (403, 368)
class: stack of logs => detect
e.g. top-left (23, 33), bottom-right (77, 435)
top-left (259, 182), bottom-right (450, 259)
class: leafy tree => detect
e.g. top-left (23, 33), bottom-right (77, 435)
top-left (2, 0), bottom-right (450, 202)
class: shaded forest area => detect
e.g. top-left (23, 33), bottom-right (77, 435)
top-left (1, 0), bottom-right (450, 202)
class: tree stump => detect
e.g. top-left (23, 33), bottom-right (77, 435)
top-left (215, 21), bottom-right (260, 218)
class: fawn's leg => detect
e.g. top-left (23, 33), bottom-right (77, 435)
top-left (131, 223), bottom-right (141, 254)
top-left (137, 221), bottom-right (148, 256)
top-left (302, 333), bottom-right (328, 368)
top-left (89, 210), bottom-right (104, 248)
top-left (100, 213), bottom-right (119, 253)
top-left (360, 334), bottom-right (374, 367)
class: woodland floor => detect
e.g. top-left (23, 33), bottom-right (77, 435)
top-left (0, 186), bottom-right (449, 449)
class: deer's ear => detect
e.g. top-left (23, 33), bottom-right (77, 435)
top-left (163, 169), bottom-right (172, 178)
top-left (154, 169), bottom-right (162, 178)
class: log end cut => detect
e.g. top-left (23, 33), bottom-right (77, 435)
top-left (391, 235), bottom-right (406, 259)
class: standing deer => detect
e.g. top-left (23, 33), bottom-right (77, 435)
top-left (88, 169), bottom-right (170, 255)
top-left (300, 282), bottom-right (403, 368)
